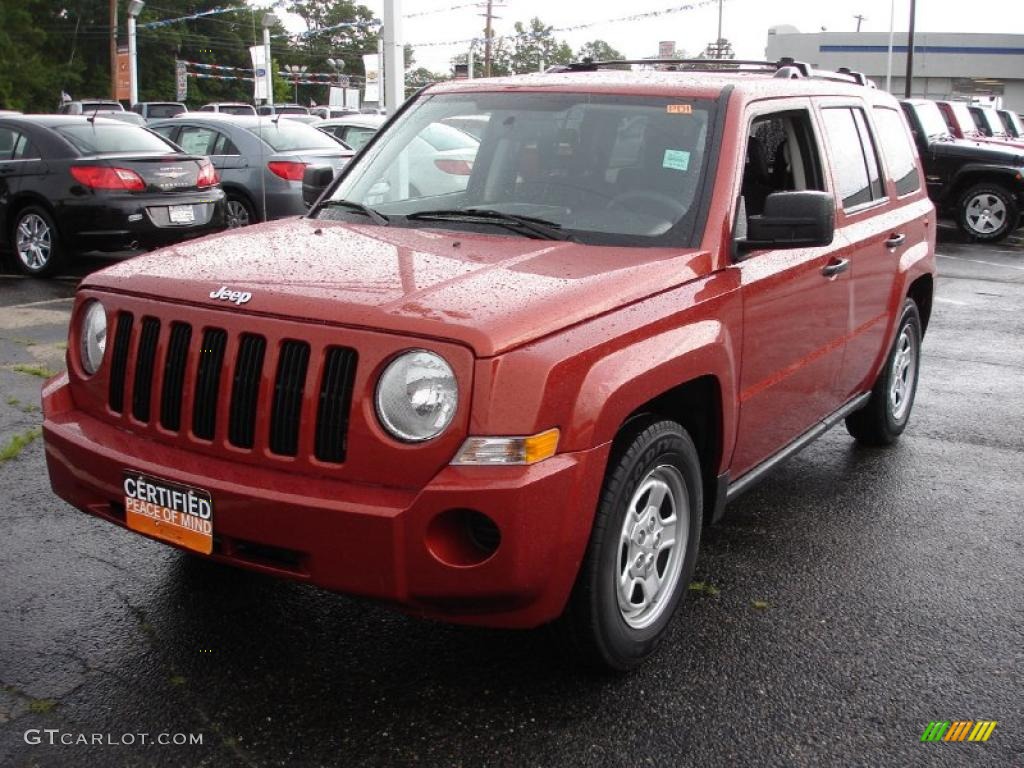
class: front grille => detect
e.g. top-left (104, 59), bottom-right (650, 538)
top-left (108, 312), bottom-right (134, 413)
top-left (192, 328), bottom-right (228, 440)
top-left (269, 340), bottom-right (311, 456)
top-left (131, 317), bottom-right (160, 422)
top-left (315, 347), bottom-right (358, 463)
top-left (105, 313), bottom-right (356, 466)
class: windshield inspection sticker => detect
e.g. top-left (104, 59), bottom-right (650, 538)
top-left (663, 149), bottom-right (691, 171)
top-left (667, 104), bottom-right (693, 114)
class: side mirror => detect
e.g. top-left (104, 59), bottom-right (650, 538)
top-left (302, 165), bottom-right (335, 208)
top-left (738, 191), bottom-right (835, 254)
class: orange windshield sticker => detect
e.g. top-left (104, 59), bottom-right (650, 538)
top-left (667, 104), bottom-right (693, 114)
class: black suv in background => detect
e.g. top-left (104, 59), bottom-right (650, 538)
top-left (901, 99), bottom-right (1024, 242)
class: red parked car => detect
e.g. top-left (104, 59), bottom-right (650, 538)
top-left (43, 59), bottom-right (936, 670)
top-left (936, 99), bottom-right (1024, 151)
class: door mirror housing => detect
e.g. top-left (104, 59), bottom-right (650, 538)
top-left (302, 165), bottom-right (335, 208)
top-left (737, 191), bottom-right (835, 255)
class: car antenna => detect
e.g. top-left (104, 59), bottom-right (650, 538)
top-left (87, 109), bottom-right (100, 124)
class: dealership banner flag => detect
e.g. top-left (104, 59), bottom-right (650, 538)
top-left (250, 45), bottom-right (269, 101)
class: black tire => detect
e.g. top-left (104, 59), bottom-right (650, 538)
top-left (560, 420), bottom-right (703, 671)
top-left (956, 183), bottom-right (1019, 242)
top-left (845, 299), bottom-right (923, 446)
top-left (10, 205), bottom-right (65, 277)
top-left (224, 193), bottom-right (256, 229)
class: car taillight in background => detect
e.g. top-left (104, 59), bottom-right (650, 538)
top-left (267, 161), bottom-right (309, 181)
top-left (70, 166), bottom-right (146, 191)
top-left (434, 158), bottom-right (474, 175)
top-left (197, 160), bottom-right (219, 188)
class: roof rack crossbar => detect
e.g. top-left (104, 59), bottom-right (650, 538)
top-left (549, 57), bottom-right (871, 87)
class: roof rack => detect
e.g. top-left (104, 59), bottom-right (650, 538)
top-left (549, 57), bottom-right (874, 87)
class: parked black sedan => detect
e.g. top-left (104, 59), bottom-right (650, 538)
top-left (0, 115), bottom-right (225, 276)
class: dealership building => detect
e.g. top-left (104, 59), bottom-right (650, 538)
top-left (765, 30), bottom-right (1024, 112)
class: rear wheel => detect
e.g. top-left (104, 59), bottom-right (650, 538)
top-left (224, 194), bottom-right (256, 229)
top-left (11, 206), bottom-right (65, 277)
top-left (956, 183), bottom-right (1018, 242)
top-left (845, 299), bottom-right (922, 446)
top-left (560, 420), bottom-right (702, 671)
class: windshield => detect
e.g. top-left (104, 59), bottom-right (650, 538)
top-left (978, 107), bottom-right (1007, 136)
top-left (322, 91), bottom-right (716, 246)
top-left (55, 122), bottom-right (177, 154)
top-left (913, 102), bottom-right (952, 139)
top-left (148, 104), bottom-right (186, 118)
top-left (948, 102), bottom-right (980, 135)
top-left (246, 120), bottom-right (344, 151)
top-left (1000, 110), bottom-right (1023, 137)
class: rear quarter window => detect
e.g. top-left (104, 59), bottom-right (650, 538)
top-left (872, 107), bottom-right (921, 196)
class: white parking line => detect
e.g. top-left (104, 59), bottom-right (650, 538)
top-left (7, 297), bottom-right (75, 310)
top-left (937, 254), bottom-right (1024, 271)
top-left (935, 297), bottom-right (968, 306)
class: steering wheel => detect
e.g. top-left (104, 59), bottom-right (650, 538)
top-left (607, 189), bottom-right (686, 219)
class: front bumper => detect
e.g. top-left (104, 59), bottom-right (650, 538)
top-left (57, 189), bottom-right (226, 251)
top-left (42, 373), bottom-right (610, 628)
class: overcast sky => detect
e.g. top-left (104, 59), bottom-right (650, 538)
top-left (262, 0), bottom-right (1024, 74)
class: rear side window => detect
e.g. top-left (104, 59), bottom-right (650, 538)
top-left (176, 126), bottom-right (218, 155)
top-left (872, 107), bottom-right (921, 196)
top-left (54, 123), bottom-right (176, 154)
top-left (821, 107), bottom-right (886, 210)
top-left (0, 127), bottom-right (21, 159)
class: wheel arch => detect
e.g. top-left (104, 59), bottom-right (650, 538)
top-left (219, 184), bottom-right (261, 222)
top-left (944, 167), bottom-right (1022, 209)
top-left (906, 273), bottom-right (934, 337)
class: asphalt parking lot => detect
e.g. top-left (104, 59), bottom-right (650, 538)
top-left (1, 230), bottom-right (1022, 768)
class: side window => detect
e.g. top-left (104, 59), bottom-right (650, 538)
top-left (342, 127), bottom-right (376, 151)
top-left (872, 107), bottom-right (921, 196)
top-left (0, 128), bottom-right (20, 160)
top-left (211, 132), bottom-right (239, 155)
top-left (176, 126), bottom-right (217, 155)
top-left (740, 110), bottom-right (825, 219)
top-left (851, 110), bottom-right (885, 201)
top-left (12, 134), bottom-right (39, 160)
top-left (151, 125), bottom-right (177, 141)
top-left (820, 107), bottom-right (886, 210)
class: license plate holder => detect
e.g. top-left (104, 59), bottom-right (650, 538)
top-left (124, 471), bottom-right (213, 555)
top-left (168, 204), bottom-right (195, 224)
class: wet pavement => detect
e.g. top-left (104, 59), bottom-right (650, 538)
top-left (1, 230), bottom-right (1022, 767)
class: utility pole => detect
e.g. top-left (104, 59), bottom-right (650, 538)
top-left (483, 0), bottom-right (494, 78)
top-left (109, 0), bottom-right (118, 100)
top-left (383, 0), bottom-right (404, 113)
top-left (854, 14), bottom-right (867, 32)
top-left (904, 0), bottom-right (917, 98)
top-left (717, 0), bottom-right (723, 43)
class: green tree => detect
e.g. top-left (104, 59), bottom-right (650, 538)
top-left (495, 18), bottom-right (572, 75)
top-left (576, 40), bottom-right (624, 63)
top-left (287, 0), bottom-right (379, 103)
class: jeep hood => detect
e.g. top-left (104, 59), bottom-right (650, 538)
top-left (83, 218), bottom-right (711, 357)
top-left (929, 138), bottom-right (1024, 166)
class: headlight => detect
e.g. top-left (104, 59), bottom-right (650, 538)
top-left (375, 350), bottom-right (458, 442)
top-left (79, 300), bottom-right (107, 375)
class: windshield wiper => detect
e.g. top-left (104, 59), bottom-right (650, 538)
top-left (405, 208), bottom-right (571, 241)
top-left (319, 199), bottom-right (389, 226)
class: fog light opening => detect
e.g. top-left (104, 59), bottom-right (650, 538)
top-left (426, 509), bottom-right (501, 567)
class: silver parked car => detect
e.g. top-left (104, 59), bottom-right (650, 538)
top-left (149, 114), bottom-right (353, 228)
top-left (317, 114), bottom-right (386, 151)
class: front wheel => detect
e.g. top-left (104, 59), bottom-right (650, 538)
top-left (956, 183), bottom-right (1019, 242)
top-left (224, 194), bottom-right (256, 229)
top-left (845, 299), bottom-right (923, 446)
top-left (560, 420), bottom-right (702, 671)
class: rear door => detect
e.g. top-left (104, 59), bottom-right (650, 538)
top-left (730, 101), bottom-right (852, 476)
top-left (817, 101), bottom-right (907, 399)
top-left (0, 125), bottom-right (47, 234)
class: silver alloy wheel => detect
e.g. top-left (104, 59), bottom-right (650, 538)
top-left (964, 192), bottom-right (1007, 236)
top-left (225, 199), bottom-right (251, 228)
top-left (15, 213), bottom-right (52, 271)
top-left (616, 464), bottom-right (689, 630)
top-left (888, 324), bottom-right (918, 421)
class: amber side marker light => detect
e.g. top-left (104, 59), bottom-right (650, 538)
top-left (451, 428), bottom-right (560, 466)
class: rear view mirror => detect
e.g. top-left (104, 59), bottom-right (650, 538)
top-left (738, 191), bottom-right (835, 254)
top-left (302, 165), bottom-right (335, 208)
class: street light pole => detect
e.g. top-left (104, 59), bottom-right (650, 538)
top-left (262, 13), bottom-right (276, 107)
top-left (383, 0), bottom-right (404, 113)
top-left (127, 1), bottom-right (145, 106)
top-left (904, 0), bottom-right (917, 98)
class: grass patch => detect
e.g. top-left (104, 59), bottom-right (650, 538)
top-left (5, 396), bottom-right (19, 407)
top-left (12, 363), bottom-right (57, 378)
top-left (751, 600), bottom-right (770, 610)
top-left (688, 581), bottom-right (721, 596)
top-left (0, 427), bottom-right (42, 463)
top-left (169, 675), bottom-right (187, 686)
top-left (28, 699), bottom-right (57, 714)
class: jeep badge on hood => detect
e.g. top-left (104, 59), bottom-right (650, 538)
top-left (209, 286), bottom-right (252, 305)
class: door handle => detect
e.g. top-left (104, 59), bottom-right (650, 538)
top-left (821, 258), bottom-right (849, 278)
top-left (885, 233), bottom-right (906, 248)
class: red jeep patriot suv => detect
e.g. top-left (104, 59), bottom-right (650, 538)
top-left (43, 59), bottom-right (936, 670)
